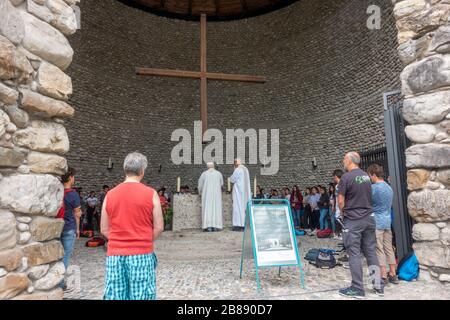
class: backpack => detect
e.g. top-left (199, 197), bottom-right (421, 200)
top-left (305, 248), bottom-right (320, 262)
top-left (85, 236), bottom-right (106, 248)
top-left (397, 251), bottom-right (419, 281)
top-left (317, 228), bottom-right (333, 238)
top-left (56, 189), bottom-right (74, 219)
top-left (315, 249), bottom-right (337, 269)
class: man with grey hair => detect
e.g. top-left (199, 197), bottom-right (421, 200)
top-left (337, 152), bottom-right (384, 298)
top-left (198, 162), bottom-right (224, 232)
top-left (100, 152), bottom-right (164, 300)
top-left (230, 158), bottom-right (251, 231)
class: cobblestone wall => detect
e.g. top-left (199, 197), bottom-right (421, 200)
top-left (0, 0), bottom-right (79, 300)
top-left (393, 0), bottom-right (450, 283)
top-left (66, 0), bottom-right (402, 192)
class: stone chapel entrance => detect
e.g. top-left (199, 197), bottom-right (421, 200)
top-left (1, 0), bottom-right (450, 300)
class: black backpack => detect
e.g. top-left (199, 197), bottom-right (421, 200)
top-left (314, 249), bottom-right (337, 269)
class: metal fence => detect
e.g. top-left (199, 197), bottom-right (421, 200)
top-left (360, 143), bottom-right (389, 179)
top-left (384, 90), bottom-right (413, 261)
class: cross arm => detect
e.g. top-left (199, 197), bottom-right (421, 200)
top-left (136, 67), bottom-right (266, 83)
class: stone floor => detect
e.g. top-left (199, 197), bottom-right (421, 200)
top-left (64, 229), bottom-right (450, 300)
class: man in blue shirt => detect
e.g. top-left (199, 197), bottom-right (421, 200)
top-left (60, 167), bottom-right (81, 289)
top-left (368, 164), bottom-right (399, 285)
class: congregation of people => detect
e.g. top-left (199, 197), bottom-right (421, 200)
top-left (58, 151), bottom-right (398, 300)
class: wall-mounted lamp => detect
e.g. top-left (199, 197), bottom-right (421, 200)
top-left (312, 157), bottom-right (318, 170)
top-left (107, 157), bottom-right (114, 171)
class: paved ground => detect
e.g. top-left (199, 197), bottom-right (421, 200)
top-left (64, 229), bottom-right (450, 300)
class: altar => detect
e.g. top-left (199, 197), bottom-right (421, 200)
top-left (172, 193), bottom-right (233, 232)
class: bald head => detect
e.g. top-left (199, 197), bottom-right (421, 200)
top-left (206, 162), bottom-right (214, 169)
top-left (343, 152), bottom-right (361, 171)
top-left (234, 158), bottom-right (242, 167)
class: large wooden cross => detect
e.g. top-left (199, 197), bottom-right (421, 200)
top-left (136, 14), bottom-right (266, 135)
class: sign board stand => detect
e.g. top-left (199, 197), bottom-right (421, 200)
top-left (239, 199), bottom-right (305, 291)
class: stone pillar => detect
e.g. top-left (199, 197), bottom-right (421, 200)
top-left (0, 0), bottom-right (79, 299)
top-left (394, 0), bottom-right (450, 283)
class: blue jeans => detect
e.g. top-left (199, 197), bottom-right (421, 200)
top-left (292, 209), bottom-right (301, 228)
top-left (319, 208), bottom-right (329, 230)
top-left (61, 229), bottom-right (76, 271)
top-left (329, 212), bottom-right (336, 233)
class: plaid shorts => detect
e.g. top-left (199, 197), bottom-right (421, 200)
top-left (104, 253), bottom-right (157, 300)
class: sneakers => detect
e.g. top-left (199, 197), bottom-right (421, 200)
top-left (373, 287), bottom-right (385, 297)
top-left (339, 287), bottom-right (365, 299)
top-left (388, 274), bottom-right (399, 284)
top-left (338, 255), bottom-right (349, 262)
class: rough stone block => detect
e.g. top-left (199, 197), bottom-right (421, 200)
top-left (0, 210), bottom-right (17, 251)
top-left (0, 147), bottom-right (25, 168)
top-left (0, 248), bottom-right (23, 272)
top-left (22, 241), bottom-right (64, 267)
top-left (0, 174), bottom-right (63, 216)
top-left (13, 120), bottom-right (69, 154)
top-left (29, 216), bottom-right (64, 241)
top-left (0, 273), bottom-right (29, 300)
top-left (406, 143), bottom-right (450, 168)
top-left (414, 241), bottom-right (450, 269)
top-left (412, 223), bottom-right (440, 241)
top-left (20, 10), bottom-right (73, 70)
top-left (36, 61), bottom-right (72, 100)
top-left (20, 89), bottom-right (74, 118)
top-left (0, 35), bottom-right (33, 83)
top-left (27, 151), bottom-right (67, 175)
top-left (408, 189), bottom-right (450, 222)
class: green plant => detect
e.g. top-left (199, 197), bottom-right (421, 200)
top-left (163, 207), bottom-right (173, 227)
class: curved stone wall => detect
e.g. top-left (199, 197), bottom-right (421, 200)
top-left (66, 0), bottom-right (402, 191)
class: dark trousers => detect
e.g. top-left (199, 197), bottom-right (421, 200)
top-left (302, 205), bottom-right (311, 229)
top-left (86, 206), bottom-right (96, 231)
top-left (343, 214), bottom-right (383, 291)
top-left (310, 209), bottom-right (320, 230)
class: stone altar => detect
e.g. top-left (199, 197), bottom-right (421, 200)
top-left (172, 193), bottom-right (233, 232)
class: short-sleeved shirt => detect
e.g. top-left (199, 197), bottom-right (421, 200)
top-left (63, 190), bottom-right (81, 232)
top-left (338, 168), bottom-right (372, 220)
top-left (86, 196), bottom-right (98, 207)
top-left (308, 194), bottom-right (320, 210)
top-left (371, 181), bottom-right (393, 229)
top-left (335, 185), bottom-right (341, 218)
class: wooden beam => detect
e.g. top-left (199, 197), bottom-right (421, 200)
top-left (205, 72), bottom-right (266, 83)
top-left (136, 68), bottom-right (266, 83)
top-left (188, 0), bottom-right (193, 16)
top-left (200, 14), bottom-right (207, 134)
top-left (214, 0), bottom-right (220, 15)
top-left (136, 68), bottom-right (203, 79)
top-left (160, 0), bottom-right (165, 9)
top-left (240, 0), bottom-right (248, 14)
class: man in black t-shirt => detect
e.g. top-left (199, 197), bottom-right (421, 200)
top-left (337, 152), bottom-right (383, 298)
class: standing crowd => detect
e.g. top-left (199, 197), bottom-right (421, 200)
top-left (57, 151), bottom-right (398, 300)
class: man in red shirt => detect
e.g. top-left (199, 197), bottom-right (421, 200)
top-left (100, 152), bottom-right (164, 300)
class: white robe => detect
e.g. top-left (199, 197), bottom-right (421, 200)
top-left (198, 168), bottom-right (224, 229)
top-left (230, 165), bottom-right (251, 227)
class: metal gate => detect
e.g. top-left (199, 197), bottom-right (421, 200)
top-left (360, 143), bottom-right (389, 179)
top-left (383, 90), bottom-right (414, 262)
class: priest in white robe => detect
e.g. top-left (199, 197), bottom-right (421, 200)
top-left (230, 158), bottom-right (252, 231)
top-left (198, 162), bottom-right (224, 232)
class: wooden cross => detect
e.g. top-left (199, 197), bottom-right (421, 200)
top-left (136, 14), bottom-right (266, 135)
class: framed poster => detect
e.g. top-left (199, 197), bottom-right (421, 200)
top-left (250, 204), bottom-right (298, 267)
top-left (240, 199), bottom-right (305, 291)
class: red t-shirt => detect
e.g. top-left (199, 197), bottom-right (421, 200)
top-left (105, 182), bottom-right (155, 256)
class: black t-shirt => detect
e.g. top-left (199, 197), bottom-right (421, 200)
top-left (337, 168), bottom-right (372, 220)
